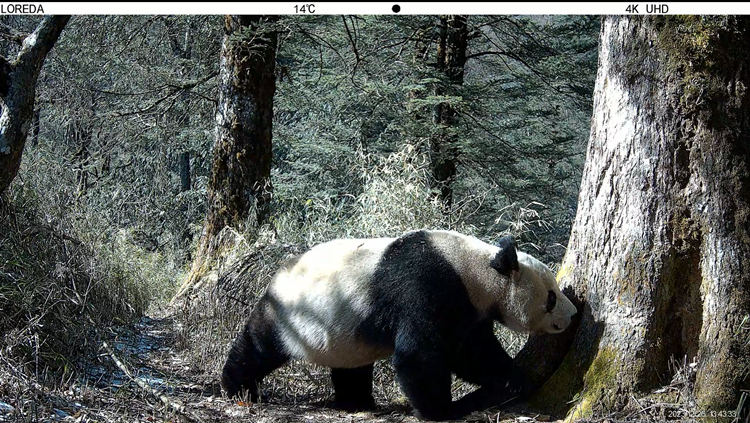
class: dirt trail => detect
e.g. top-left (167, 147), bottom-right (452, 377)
top-left (91, 315), bottom-right (426, 422)
top-left (1, 315), bottom-right (549, 423)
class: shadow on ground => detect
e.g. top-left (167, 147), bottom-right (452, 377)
top-left (0, 313), bottom-right (555, 423)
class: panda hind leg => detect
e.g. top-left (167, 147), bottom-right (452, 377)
top-left (330, 364), bottom-right (376, 411)
top-left (221, 300), bottom-right (290, 402)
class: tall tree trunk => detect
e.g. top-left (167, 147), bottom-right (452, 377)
top-left (0, 15), bottom-right (69, 194)
top-left (165, 17), bottom-right (195, 261)
top-left (404, 21), bottom-right (433, 164)
top-left (178, 15), bottom-right (277, 297)
top-left (406, 22), bottom-right (432, 121)
top-left (69, 119), bottom-right (91, 199)
top-left (165, 16), bottom-right (194, 194)
top-left (515, 16), bottom-right (750, 420)
top-left (179, 151), bottom-right (191, 192)
top-left (430, 15), bottom-right (467, 206)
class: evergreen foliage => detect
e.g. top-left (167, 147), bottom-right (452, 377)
top-left (0, 13), bottom-right (597, 383)
top-left (11, 15), bottom-right (597, 268)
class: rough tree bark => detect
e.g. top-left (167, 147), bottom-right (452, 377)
top-left (0, 16), bottom-right (70, 194)
top-left (178, 15), bottom-right (277, 297)
top-left (430, 15), bottom-right (467, 206)
top-left (514, 16), bottom-right (750, 420)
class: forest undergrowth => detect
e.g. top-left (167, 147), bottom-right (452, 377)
top-left (0, 160), bottom-right (533, 422)
top-left (0, 148), bottom-right (708, 423)
top-left (0, 148), bottom-right (526, 422)
top-left (1, 12), bottom-right (734, 423)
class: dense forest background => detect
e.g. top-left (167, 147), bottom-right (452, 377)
top-left (0, 14), bottom-right (604, 422)
top-left (3, 12), bottom-right (750, 423)
top-left (16, 14), bottom-right (596, 268)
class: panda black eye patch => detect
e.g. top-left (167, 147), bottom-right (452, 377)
top-left (546, 290), bottom-right (556, 313)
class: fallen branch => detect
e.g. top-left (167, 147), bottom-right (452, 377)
top-left (101, 340), bottom-right (201, 422)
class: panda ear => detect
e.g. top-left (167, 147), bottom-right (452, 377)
top-left (491, 236), bottom-right (519, 278)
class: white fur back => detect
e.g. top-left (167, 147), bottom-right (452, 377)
top-left (268, 238), bottom-right (395, 368)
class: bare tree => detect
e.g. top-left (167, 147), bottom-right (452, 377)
top-left (0, 15), bottom-right (69, 194)
top-left (515, 16), bottom-right (750, 419)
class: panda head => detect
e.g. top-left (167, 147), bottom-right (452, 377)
top-left (491, 236), bottom-right (577, 335)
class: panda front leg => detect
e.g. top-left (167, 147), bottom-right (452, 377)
top-left (392, 346), bottom-right (457, 421)
top-left (330, 364), bottom-right (376, 411)
top-left (221, 300), bottom-right (290, 402)
top-left (450, 321), bottom-right (528, 414)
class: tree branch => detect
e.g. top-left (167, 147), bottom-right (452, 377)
top-left (111, 72), bottom-right (218, 117)
top-left (17, 15), bottom-right (70, 68)
top-left (341, 15), bottom-right (361, 75)
top-left (465, 50), bottom-right (512, 60)
top-left (0, 22), bottom-right (26, 45)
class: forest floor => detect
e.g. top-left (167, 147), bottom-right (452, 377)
top-left (0, 311), bottom-right (556, 423)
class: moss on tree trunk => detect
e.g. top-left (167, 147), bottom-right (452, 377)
top-left (514, 16), bottom-right (750, 421)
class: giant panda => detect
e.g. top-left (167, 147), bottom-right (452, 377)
top-left (221, 230), bottom-right (577, 421)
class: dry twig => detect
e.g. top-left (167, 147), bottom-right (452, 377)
top-left (101, 340), bottom-right (202, 423)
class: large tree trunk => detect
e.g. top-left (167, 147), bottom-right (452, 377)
top-left (0, 16), bottom-right (69, 194)
top-left (515, 16), bottom-right (750, 420)
top-left (178, 15), bottom-right (277, 297)
top-left (430, 15), bottom-right (467, 206)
